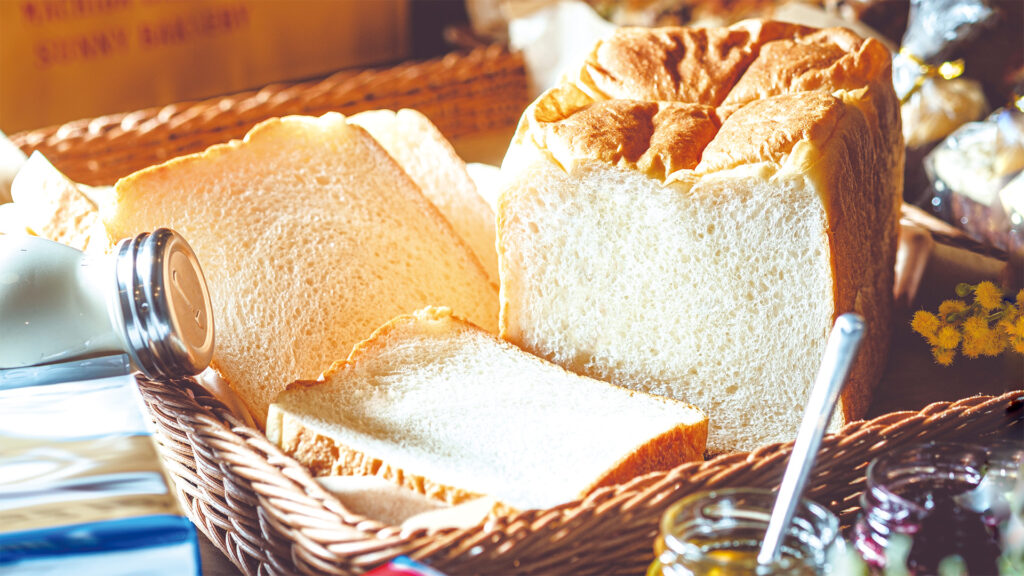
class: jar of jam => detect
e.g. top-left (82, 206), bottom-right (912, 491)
top-left (853, 442), bottom-right (1022, 575)
top-left (649, 488), bottom-right (844, 575)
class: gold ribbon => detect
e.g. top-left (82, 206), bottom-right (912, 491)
top-left (898, 48), bottom-right (966, 104)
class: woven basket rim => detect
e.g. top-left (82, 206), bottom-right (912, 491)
top-left (10, 44), bottom-right (512, 145)
top-left (9, 44), bottom-right (527, 188)
top-left (139, 374), bottom-right (1024, 575)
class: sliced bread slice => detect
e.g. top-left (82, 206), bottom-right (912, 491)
top-left (266, 307), bottom-right (708, 512)
top-left (349, 109), bottom-right (498, 287)
top-left (10, 152), bottom-right (108, 253)
top-left (103, 113), bottom-right (499, 426)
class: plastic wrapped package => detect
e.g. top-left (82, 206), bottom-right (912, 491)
top-left (999, 170), bottom-right (1024, 289)
top-left (901, 74), bottom-right (988, 150)
top-left (895, 0), bottom-right (996, 203)
top-left (851, 0), bottom-right (1024, 103)
top-left (893, 0), bottom-right (995, 74)
top-left (925, 102), bottom-right (1024, 256)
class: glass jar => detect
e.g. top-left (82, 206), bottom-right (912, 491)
top-left (853, 442), bottom-right (1021, 575)
top-left (650, 488), bottom-right (843, 576)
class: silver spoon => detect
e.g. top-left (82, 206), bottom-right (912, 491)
top-left (757, 312), bottom-right (866, 566)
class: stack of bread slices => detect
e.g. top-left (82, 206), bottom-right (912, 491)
top-left (4, 18), bottom-right (902, 515)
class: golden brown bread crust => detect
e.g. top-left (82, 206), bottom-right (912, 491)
top-left (826, 88), bottom-right (903, 424)
top-left (514, 19), bottom-right (903, 425)
top-left (537, 99), bottom-right (719, 179)
top-left (527, 20), bottom-right (897, 180)
top-left (697, 91), bottom-right (844, 174)
top-left (586, 418), bottom-right (708, 492)
top-left (579, 21), bottom-right (804, 105)
top-left (719, 28), bottom-right (889, 113)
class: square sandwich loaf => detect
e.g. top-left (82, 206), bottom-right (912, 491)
top-left (497, 20), bottom-right (903, 453)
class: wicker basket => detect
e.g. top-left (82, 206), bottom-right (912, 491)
top-left (10, 45), bottom-right (527, 187)
top-left (11, 46), bottom-right (1024, 575)
top-left (137, 376), bottom-right (1022, 575)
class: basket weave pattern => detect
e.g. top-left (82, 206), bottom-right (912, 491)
top-left (139, 376), bottom-right (1023, 576)
top-left (10, 46), bottom-right (527, 187)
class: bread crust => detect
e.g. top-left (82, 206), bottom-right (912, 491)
top-left (586, 417), bottom-right (708, 492)
top-left (579, 21), bottom-right (810, 105)
top-left (522, 19), bottom-right (896, 184)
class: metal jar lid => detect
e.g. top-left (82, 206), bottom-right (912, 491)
top-left (115, 228), bottom-right (215, 380)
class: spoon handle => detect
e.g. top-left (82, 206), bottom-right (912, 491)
top-left (757, 313), bottom-right (866, 565)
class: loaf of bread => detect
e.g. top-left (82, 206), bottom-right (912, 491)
top-left (267, 307), bottom-right (708, 511)
top-left (349, 109), bottom-right (498, 287)
top-left (498, 20), bottom-right (903, 453)
top-left (104, 113), bottom-right (498, 426)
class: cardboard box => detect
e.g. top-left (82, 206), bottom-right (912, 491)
top-left (0, 0), bottom-right (411, 133)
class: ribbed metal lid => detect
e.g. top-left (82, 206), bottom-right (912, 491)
top-left (115, 228), bottom-right (214, 379)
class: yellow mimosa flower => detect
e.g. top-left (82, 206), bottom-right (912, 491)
top-left (938, 300), bottom-right (967, 318)
top-left (962, 316), bottom-right (988, 340)
top-left (974, 281), bottom-right (1003, 311)
top-left (937, 325), bottom-right (961, 349)
top-left (911, 282), bottom-right (1022, 365)
top-left (911, 310), bottom-right (941, 338)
